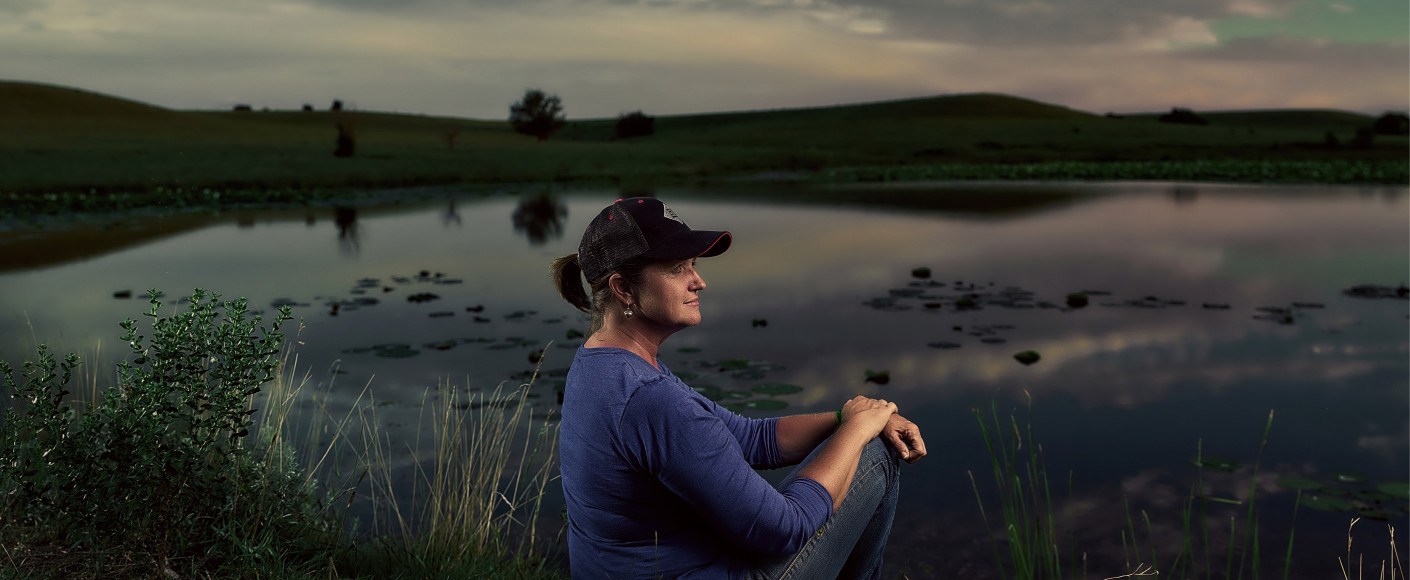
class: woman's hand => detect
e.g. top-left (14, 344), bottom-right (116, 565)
top-left (839, 395), bottom-right (897, 439)
top-left (882, 414), bottom-right (927, 463)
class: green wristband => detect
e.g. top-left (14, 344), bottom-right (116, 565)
top-left (835, 409), bottom-right (842, 424)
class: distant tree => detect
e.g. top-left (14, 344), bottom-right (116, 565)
top-left (302, 104), bottom-right (314, 112)
top-left (1324, 131), bottom-right (1340, 149)
top-left (613, 111), bottom-right (656, 139)
top-left (509, 89), bottom-right (566, 141)
top-left (331, 99), bottom-right (343, 112)
top-left (233, 104), bottom-right (252, 113)
top-left (1351, 127), bottom-right (1375, 149)
top-left (1158, 107), bottom-right (1208, 125)
top-left (1373, 112), bottom-right (1409, 136)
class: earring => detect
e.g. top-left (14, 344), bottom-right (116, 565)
top-left (623, 306), bottom-right (633, 319)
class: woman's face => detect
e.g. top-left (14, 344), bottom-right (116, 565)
top-left (634, 258), bottom-right (708, 330)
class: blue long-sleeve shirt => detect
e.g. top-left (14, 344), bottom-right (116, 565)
top-left (560, 347), bottom-right (833, 579)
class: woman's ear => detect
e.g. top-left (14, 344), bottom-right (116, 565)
top-left (608, 273), bottom-right (634, 306)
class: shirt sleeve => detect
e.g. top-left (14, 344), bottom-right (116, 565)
top-left (618, 379), bottom-right (833, 556)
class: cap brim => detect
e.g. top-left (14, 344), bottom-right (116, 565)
top-left (643, 230), bottom-right (731, 261)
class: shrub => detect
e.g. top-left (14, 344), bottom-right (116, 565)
top-left (613, 110), bottom-right (655, 139)
top-left (509, 89), bottom-right (567, 141)
top-left (0, 289), bottom-right (335, 577)
top-left (1372, 112), bottom-right (1409, 136)
top-left (1158, 107), bottom-right (1208, 125)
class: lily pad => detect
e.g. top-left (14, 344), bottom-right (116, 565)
top-left (374, 347), bottom-right (420, 359)
top-left (864, 370), bottom-right (890, 385)
top-left (752, 383), bottom-right (803, 396)
top-left (675, 372), bottom-right (699, 381)
top-left (718, 359), bottom-right (750, 372)
top-left (1276, 476), bottom-right (1324, 491)
top-left (1065, 293), bottom-right (1089, 308)
top-left (1377, 482), bottom-right (1410, 498)
top-left (721, 390), bottom-right (752, 400)
top-left (691, 384), bottom-right (723, 401)
top-left (911, 267), bottom-right (932, 279)
top-left (1334, 472), bottom-right (1367, 484)
top-left (1191, 456), bottom-right (1241, 472)
top-left (743, 399), bottom-right (788, 411)
top-left (927, 341), bottom-right (962, 349)
top-left (1299, 494), bottom-right (1354, 512)
top-left (1013, 350), bottom-right (1041, 365)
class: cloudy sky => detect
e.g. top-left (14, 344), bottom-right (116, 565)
top-left (3, 0), bottom-right (1406, 119)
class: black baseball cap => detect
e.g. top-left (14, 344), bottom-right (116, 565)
top-left (578, 197), bottom-right (731, 282)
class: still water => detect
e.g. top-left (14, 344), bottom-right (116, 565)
top-left (1, 182), bottom-right (1406, 577)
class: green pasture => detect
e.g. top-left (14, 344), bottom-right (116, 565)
top-left (1, 80), bottom-right (1406, 210)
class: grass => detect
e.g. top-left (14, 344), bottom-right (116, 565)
top-left (969, 402), bottom-right (1404, 580)
top-left (0, 297), bottom-right (563, 579)
top-left (0, 80), bottom-right (1405, 218)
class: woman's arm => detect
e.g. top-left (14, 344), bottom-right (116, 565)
top-left (775, 412), bottom-right (838, 464)
top-left (794, 396), bottom-right (896, 511)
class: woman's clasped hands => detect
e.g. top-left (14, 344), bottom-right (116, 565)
top-left (839, 395), bottom-right (928, 464)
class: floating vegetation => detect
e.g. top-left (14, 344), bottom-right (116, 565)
top-left (751, 318), bottom-right (769, 327)
top-left (1191, 456), bottom-right (1241, 472)
top-left (742, 399), bottom-right (788, 411)
top-left (980, 337), bottom-right (1007, 345)
top-left (528, 350), bottom-right (543, 364)
top-left (718, 359), bottom-right (750, 372)
top-left (271, 297), bottom-right (309, 308)
top-left (1065, 292), bottom-right (1088, 308)
top-left (677, 347), bottom-right (702, 354)
top-left (911, 267), bottom-right (932, 279)
top-left (752, 383), bottom-right (803, 396)
top-left (1342, 284), bottom-right (1409, 299)
top-left (424, 341), bottom-right (457, 351)
top-left (372, 344), bottom-right (420, 358)
top-left (927, 341), bottom-right (962, 349)
top-left (864, 370), bottom-right (890, 385)
top-left (466, 304), bottom-right (485, 312)
top-left (1334, 472), bottom-right (1367, 484)
top-left (113, 290), bottom-right (132, 299)
top-left (428, 311), bottom-right (455, 318)
top-left (1379, 482), bottom-right (1410, 498)
top-left (721, 390), bottom-right (752, 400)
top-left (1013, 350), bottom-right (1041, 365)
top-left (406, 292), bottom-right (440, 304)
top-left (1299, 494), bottom-right (1354, 512)
top-left (1276, 476), bottom-right (1323, 491)
top-left (691, 384), bottom-right (723, 401)
top-left (566, 328), bottom-right (585, 339)
top-left (1202, 303), bottom-right (1231, 310)
top-left (505, 310), bottom-right (537, 320)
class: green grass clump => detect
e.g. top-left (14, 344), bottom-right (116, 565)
top-left (0, 289), bottom-right (339, 578)
top-left (0, 289), bottom-right (563, 579)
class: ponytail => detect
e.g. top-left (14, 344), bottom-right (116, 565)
top-left (551, 254), bottom-right (592, 313)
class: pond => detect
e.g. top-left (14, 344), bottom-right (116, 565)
top-left (1, 182), bottom-right (1406, 578)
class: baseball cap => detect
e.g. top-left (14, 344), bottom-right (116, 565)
top-left (577, 197), bottom-right (731, 282)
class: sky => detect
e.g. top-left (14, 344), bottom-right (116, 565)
top-left (2, 0), bottom-right (1406, 120)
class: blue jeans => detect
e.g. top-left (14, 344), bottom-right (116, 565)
top-left (744, 436), bottom-right (901, 580)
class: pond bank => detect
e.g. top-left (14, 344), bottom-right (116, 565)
top-left (3, 158), bottom-right (1406, 223)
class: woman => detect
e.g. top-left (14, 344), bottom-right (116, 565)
top-left (551, 197), bottom-right (926, 579)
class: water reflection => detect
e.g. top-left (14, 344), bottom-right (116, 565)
top-left (334, 206), bottom-right (360, 255)
top-left (511, 193), bottom-right (568, 246)
top-left (0, 183), bottom-right (1405, 578)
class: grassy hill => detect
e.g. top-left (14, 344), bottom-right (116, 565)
top-left (0, 80), bottom-right (1405, 211)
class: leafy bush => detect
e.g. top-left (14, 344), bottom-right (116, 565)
top-left (613, 110), bottom-right (655, 139)
top-left (1373, 112), bottom-right (1409, 136)
top-left (1158, 107), bottom-right (1208, 125)
top-left (509, 89), bottom-right (567, 141)
top-left (0, 289), bottom-right (336, 577)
